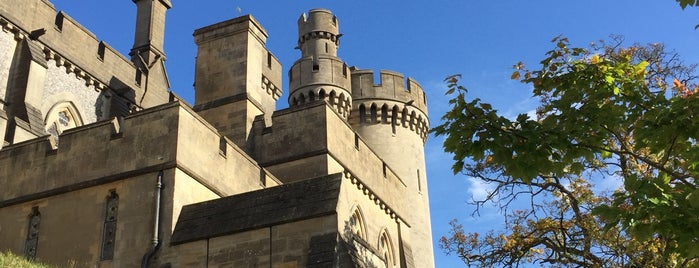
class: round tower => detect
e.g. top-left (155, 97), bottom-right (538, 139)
top-left (348, 69), bottom-right (434, 268)
top-left (288, 9), bottom-right (352, 119)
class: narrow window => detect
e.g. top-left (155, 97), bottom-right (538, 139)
top-left (342, 63), bottom-right (348, 77)
top-left (219, 137), bottom-right (227, 157)
top-left (101, 190), bottom-right (119, 260)
top-left (359, 104), bottom-right (366, 124)
top-left (417, 169), bottom-right (422, 193)
top-left (98, 41), bottom-right (106, 61)
top-left (312, 55), bottom-right (319, 72)
top-left (54, 12), bottom-right (64, 31)
top-left (325, 43), bottom-right (328, 53)
top-left (391, 106), bottom-right (398, 134)
top-left (267, 52), bottom-right (272, 68)
top-left (354, 133), bottom-right (360, 150)
top-left (24, 207), bottom-right (41, 261)
top-left (382, 162), bottom-right (387, 178)
top-left (288, 69), bottom-right (293, 82)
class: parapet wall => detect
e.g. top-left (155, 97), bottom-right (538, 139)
top-left (350, 69), bottom-right (429, 141)
top-left (0, 0), bottom-right (166, 108)
top-left (0, 102), bottom-right (275, 206)
top-left (350, 69), bottom-right (427, 115)
top-left (298, 9), bottom-right (338, 37)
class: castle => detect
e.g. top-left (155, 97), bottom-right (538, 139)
top-left (0, 1), bottom-right (434, 267)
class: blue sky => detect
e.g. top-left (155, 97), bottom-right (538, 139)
top-left (50, 1), bottom-right (699, 266)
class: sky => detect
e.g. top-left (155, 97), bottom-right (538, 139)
top-left (49, 1), bottom-right (699, 266)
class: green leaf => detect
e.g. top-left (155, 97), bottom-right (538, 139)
top-left (688, 189), bottom-right (699, 208)
top-left (633, 224), bottom-right (654, 241)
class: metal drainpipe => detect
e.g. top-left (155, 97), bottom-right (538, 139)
top-left (141, 170), bottom-right (164, 268)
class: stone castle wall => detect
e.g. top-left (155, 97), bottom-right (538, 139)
top-left (0, 0), bottom-right (167, 112)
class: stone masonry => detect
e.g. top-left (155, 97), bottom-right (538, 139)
top-left (0, 2), bottom-right (434, 267)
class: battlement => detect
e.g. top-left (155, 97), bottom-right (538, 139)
top-left (296, 9), bottom-right (340, 58)
top-left (0, 0), bottom-right (168, 107)
top-left (297, 9), bottom-right (339, 37)
top-left (350, 69), bottom-right (427, 116)
top-left (0, 102), bottom-right (277, 206)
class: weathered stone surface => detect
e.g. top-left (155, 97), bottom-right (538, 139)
top-left (0, 3), bottom-right (434, 268)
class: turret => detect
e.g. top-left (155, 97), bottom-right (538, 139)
top-left (130, 0), bottom-right (170, 62)
top-left (288, 9), bottom-right (351, 119)
top-left (129, 0), bottom-right (171, 107)
top-left (348, 69), bottom-right (434, 268)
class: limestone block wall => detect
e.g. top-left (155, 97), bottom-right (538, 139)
top-left (193, 15), bottom-right (282, 149)
top-left (175, 104), bottom-right (276, 195)
top-left (349, 69), bottom-right (433, 268)
top-left (0, 26), bottom-right (15, 107)
top-left (251, 102), bottom-right (410, 220)
top-left (0, 172), bottom-right (162, 268)
top-left (0, 102), bottom-right (276, 205)
top-left (0, 104), bottom-right (179, 203)
top-left (324, 106), bottom-right (410, 219)
top-left (161, 216), bottom-right (337, 267)
top-left (251, 102), bottom-right (330, 169)
top-left (336, 174), bottom-right (405, 268)
top-left (0, 0), bottom-right (168, 110)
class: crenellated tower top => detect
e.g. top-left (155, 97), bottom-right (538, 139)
top-left (349, 69), bottom-right (429, 142)
top-left (348, 67), bottom-right (434, 267)
top-left (289, 9), bottom-right (351, 119)
top-left (297, 9), bottom-right (340, 58)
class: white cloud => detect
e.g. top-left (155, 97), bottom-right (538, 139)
top-left (594, 174), bottom-right (623, 193)
top-left (468, 177), bottom-right (495, 201)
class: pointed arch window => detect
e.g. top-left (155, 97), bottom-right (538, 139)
top-left (378, 231), bottom-right (395, 267)
top-left (349, 207), bottom-right (366, 240)
top-left (44, 102), bottom-right (83, 140)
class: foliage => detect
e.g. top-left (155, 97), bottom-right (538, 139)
top-left (677, 0), bottom-right (699, 9)
top-left (433, 37), bottom-right (699, 267)
top-left (0, 251), bottom-right (51, 268)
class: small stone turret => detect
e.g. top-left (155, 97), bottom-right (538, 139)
top-left (288, 9), bottom-right (351, 119)
top-left (348, 69), bottom-right (434, 268)
top-left (129, 0), bottom-right (171, 107)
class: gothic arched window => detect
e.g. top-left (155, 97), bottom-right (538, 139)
top-left (44, 102), bottom-right (83, 139)
top-left (378, 230), bottom-right (395, 267)
top-left (349, 207), bottom-right (366, 240)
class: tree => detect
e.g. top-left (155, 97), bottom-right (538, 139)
top-left (433, 37), bottom-right (699, 267)
top-left (677, 0), bottom-right (699, 9)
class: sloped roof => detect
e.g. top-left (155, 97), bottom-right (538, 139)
top-left (170, 173), bottom-right (343, 245)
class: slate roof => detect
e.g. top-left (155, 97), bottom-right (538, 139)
top-left (170, 173), bottom-right (343, 244)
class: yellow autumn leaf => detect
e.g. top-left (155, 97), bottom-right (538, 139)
top-left (511, 71), bottom-right (521, 80)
